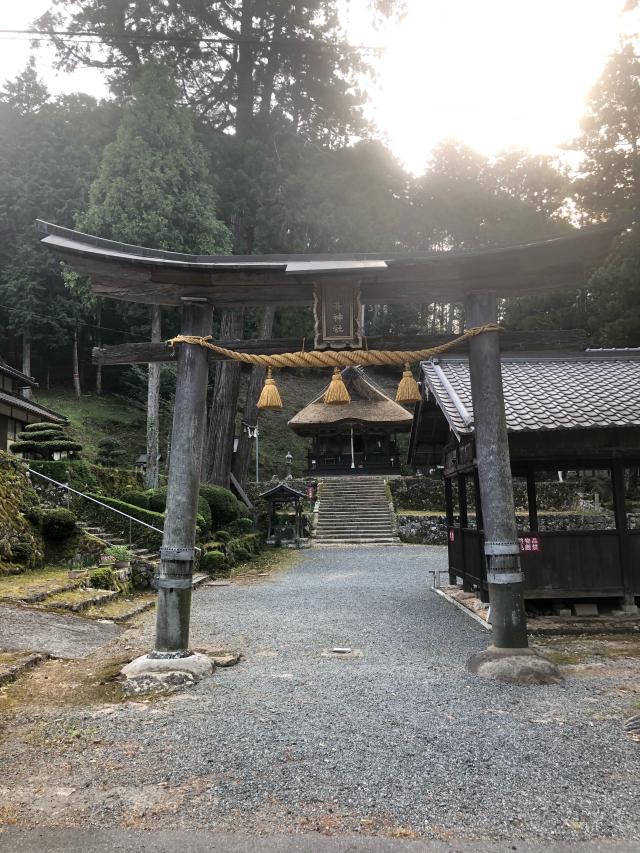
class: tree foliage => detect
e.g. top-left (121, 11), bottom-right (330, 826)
top-left (78, 63), bottom-right (231, 254)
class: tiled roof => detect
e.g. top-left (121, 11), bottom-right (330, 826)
top-left (421, 352), bottom-right (640, 437)
top-left (0, 391), bottom-right (67, 424)
top-left (0, 358), bottom-right (37, 388)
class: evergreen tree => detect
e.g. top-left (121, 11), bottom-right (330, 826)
top-left (78, 63), bottom-right (231, 254)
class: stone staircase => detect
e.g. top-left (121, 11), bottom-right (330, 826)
top-left (313, 476), bottom-right (399, 546)
top-left (78, 522), bottom-right (160, 568)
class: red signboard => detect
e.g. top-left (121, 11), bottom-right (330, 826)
top-left (518, 535), bottom-right (541, 553)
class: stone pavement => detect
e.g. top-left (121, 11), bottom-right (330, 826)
top-left (0, 603), bottom-right (121, 659)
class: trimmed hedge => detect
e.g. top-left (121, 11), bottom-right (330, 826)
top-left (200, 550), bottom-right (229, 576)
top-left (121, 490), bottom-right (150, 509)
top-left (11, 439), bottom-right (83, 455)
top-left (145, 488), bottom-right (212, 532)
top-left (228, 517), bottom-right (253, 535)
top-left (214, 530), bottom-right (231, 543)
top-left (199, 484), bottom-right (242, 525)
top-left (80, 494), bottom-right (164, 551)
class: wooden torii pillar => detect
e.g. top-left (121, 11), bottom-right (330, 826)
top-left (153, 299), bottom-right (212, 657)
top-left (465, 292), bottom-right (527, 649)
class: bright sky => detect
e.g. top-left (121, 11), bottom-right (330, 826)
top-left (0, 0), bottom-right (635, 174)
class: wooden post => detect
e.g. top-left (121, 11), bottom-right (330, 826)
top-left (526, 468), bottom-right (538, 532)
top-left (153, 301), bottom-right (212, 656)
top-left (465, 292), bottom-right (528, 649)
top-left (611, 460), bottom-right (638, 613)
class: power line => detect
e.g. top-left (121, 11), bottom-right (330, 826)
top-left (0, 28), bottom-right (386, 53)
top-left (0, 302), bottom-right (144, 339)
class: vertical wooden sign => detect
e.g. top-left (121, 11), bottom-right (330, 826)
top-left (313, 281), bottom-right (363, 349)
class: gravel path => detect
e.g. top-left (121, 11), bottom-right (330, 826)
top-left (1, 545), bottom-right (639, 842)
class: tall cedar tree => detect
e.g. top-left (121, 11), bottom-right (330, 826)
top-left (78, 63), bottom-right (231, 486)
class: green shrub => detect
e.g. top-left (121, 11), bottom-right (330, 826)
top-left (10, 540), bottom-right (33, 563)
top-left (16, 429), bottom-right (65, 443)
top-left (204, 541), bottom-right (224, 552)
top-left (214, 530), bottom-right (231, 544)
top-left (89, 567), bottom-right (116, 589)
top-left (28, 459), bottom-right (72, 484)
top-left (228, 517), bottom-right (253, 535)
top-left (197, 496), bottom-right (212, 531)
top-left (199, 484), bottom-right (242, 525)
top-left (11, 440), bottom-right (83, 456)
top-left (146, 487), bottom-right (168, 513)
top-left (41, 507), bottom-right (77, 540)
top-left (229, 545), bottom-right (250, 564)
top-left (121, 490), bottom-right (150, 509)
top-left (79, 495), bottom-right (164, 551)
top-left (24, 506), bottom-right (43, 526)
top-left (23, 422), bottom-right (63, 433)
top-left (96, 437), bottom-right (125, 467)
top-left (200, 550), bottom-right (229, 576)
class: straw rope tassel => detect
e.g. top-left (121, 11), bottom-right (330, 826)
top-left (257, 367), bottom-right (283, 410)
top-left (395, 363), bottom-right (421, 404)
top-left (324, 367), bottom-right (351, 405)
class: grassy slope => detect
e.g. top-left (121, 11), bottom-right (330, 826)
top-left (36, 390), bottom-right (147, 466)
top-left (36, 365), bottom-right (414, 480)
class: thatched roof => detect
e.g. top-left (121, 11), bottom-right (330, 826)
top-left (288, 367), bottom-right (413, 436)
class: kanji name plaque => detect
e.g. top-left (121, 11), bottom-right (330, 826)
top-left (313, 281), bottom-right (363, 349)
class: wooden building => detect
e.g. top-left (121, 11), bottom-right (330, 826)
top-left (408, 351), bottom-right (640, 606)
top-left (0, 358), bottom-right (66, 451)
top-left (288, 367), bottom-right (412, 475)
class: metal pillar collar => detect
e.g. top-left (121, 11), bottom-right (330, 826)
top-left (487, 571), bottom-right (525, 585)
top-left (484, 541), bottom-right (521, 556)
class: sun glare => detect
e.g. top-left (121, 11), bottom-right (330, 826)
top-left (355, 0), bottom-right (631, 173)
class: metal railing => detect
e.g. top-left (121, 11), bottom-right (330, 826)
top-left (27, 467), bottom-right (164, 547)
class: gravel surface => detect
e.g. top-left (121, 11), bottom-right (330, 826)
top-left (1, 545), bottom-right (639, 842)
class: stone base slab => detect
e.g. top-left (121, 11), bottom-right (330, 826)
top-left (467, 645), bottom-right (562, 685)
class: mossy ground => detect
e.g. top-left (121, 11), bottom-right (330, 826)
top-left (83, 593), bottom-right (156, 621)
top-left (0, 567), bottom-right (81, 601)
top-left (38, 586), bottom-right (116, 610)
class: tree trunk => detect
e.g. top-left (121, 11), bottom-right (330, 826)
top-left (232, 306), bottom-right (275, 485)
top-left (202, 309), bottom-right (245, 487)
top-left (95, 299), bottom-right (103, 396)
top-left (21, 335), bottom-right (32, 399)
top-left (146, 304), bottom-right (162, 490)
top-left (72, 325), bottom-right (81, 400)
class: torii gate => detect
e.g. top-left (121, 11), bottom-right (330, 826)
top-left (37, 219), bottom-right (625, 682)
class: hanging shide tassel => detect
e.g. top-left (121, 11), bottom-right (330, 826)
top-left (257, 367), bottom-right (283, 410)
top-left (395, 363), bottom-right (421, 404)
top-left (324, 367), bottom-right (351, 405)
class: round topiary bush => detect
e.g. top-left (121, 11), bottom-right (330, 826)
top-left (121, 490), bottom-right (150, 509)
top-left (228, 545), bottom-right (250, 564)
top-left (146, 487), bottom-right (168, 513)
top-left (199, 484), bottom-right (242, 525)
top-left (41, 507), bottom-right (77, 540)
top-left (204, 541), bottom-right (224, 552)
top-left (228, 517), bottom-right (254, 535)
top-left (200, 550), bottom-right (229, 576)
top-left (214, 530), bottom-right (232, 544)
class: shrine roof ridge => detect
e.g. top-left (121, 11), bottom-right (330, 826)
top-left (421, 352), bottom-right (640, 438)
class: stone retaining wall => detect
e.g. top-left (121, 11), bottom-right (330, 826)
top-left (391, 476), bottom-right (592, 513)
top-left (396, 511), bottom-right (635, 545)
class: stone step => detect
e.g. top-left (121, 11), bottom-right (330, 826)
top-left (314, 539), bottom-right (399, 546)
top-left (39, 587), bottom-right (120, 614)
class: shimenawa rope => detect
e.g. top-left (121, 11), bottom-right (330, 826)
top-left (166, 323), bottom-right (502, 368)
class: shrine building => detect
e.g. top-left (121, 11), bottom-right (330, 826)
top-left (408, 350), bottom-right (640, 606)
top-left (288, 366), bottom-right (412, 475)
